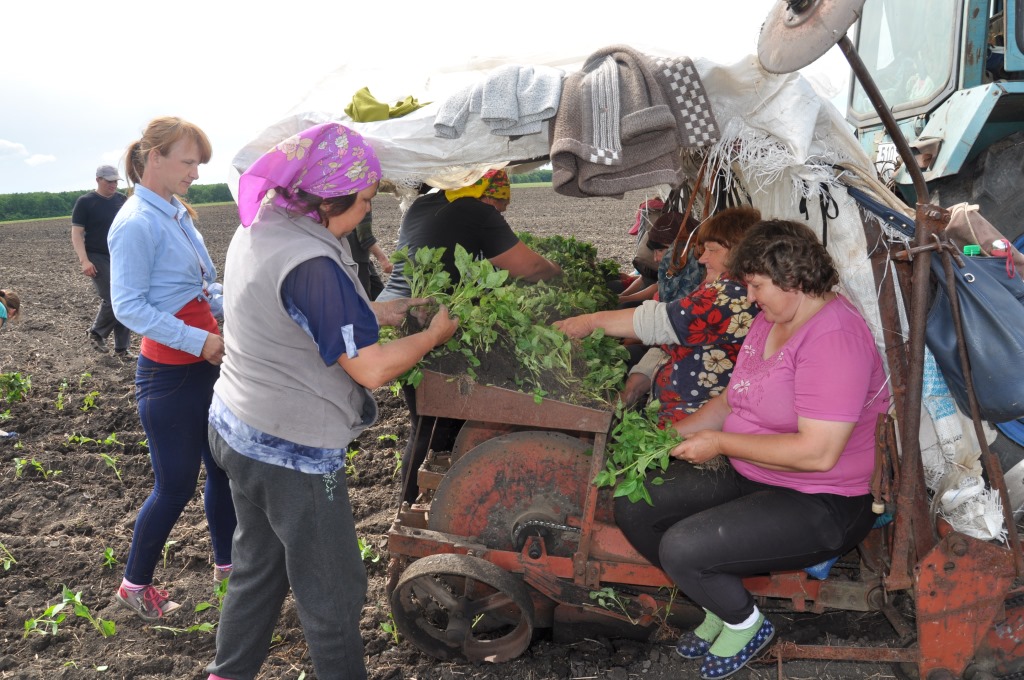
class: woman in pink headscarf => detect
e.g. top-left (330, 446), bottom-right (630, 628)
top-left (205, 122), bottom-right (457, 680)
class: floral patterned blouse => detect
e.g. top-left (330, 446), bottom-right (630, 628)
top-left (653, 277), bottom-right (756, 425)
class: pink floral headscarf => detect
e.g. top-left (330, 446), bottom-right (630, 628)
top-left (238, 122), bottom-right (381, 227)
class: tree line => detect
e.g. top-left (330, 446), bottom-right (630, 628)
top-left (1, 171), bottom-right (552, 223)
top-left (0, 184), bottom-right (235, 223)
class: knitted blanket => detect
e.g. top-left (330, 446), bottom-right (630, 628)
top-left (551, 45), bottom-right (702, 197)
top-left (434, 64), bottom-right (564, 139)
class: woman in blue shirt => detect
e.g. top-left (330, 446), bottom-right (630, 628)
top-left (108, 116), bottom-right (236, 621)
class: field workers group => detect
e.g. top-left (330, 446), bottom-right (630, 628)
top-left (55, 111), bottom-right (889, 680)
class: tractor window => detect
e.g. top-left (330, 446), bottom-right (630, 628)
top-left (851, 0), bottom-right (958, 115)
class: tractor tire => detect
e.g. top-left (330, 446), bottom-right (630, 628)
top-left (928, 129), bottom-right (1024, 243)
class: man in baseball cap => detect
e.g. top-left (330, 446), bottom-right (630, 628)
top-left (71, 164), bottom-right (132, 359)
top-left (96, 164), bottom-right (122, 182)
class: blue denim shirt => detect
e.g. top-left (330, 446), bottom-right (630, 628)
top-left (108, 186), bottom-right (220, 356)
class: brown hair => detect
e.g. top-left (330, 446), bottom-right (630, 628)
top-left (727, 219), bottom-right (839, 296)
top-left (274, 188), bottom-right (358, 225)
top-left (0, 289), bottom-right (21, 321)
top-left (124, 116), bottom-right (212, 221)
top-left (696, 206), bottom-right (762, 249)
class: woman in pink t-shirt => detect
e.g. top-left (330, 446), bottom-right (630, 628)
top-left (615, 220), bottom-right (890, 679)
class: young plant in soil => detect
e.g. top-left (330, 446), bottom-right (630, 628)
top-left (195, 578), bottom-right (229, 614)
top-left (357, 537), bottom-right (380, 564)
top-left (80, 391), bottom-right (100, 412)
top-left (0, 372), bottom-right (31, 403)
top-left (99, 453), bottom-right (123, 482)
top-left (55, 379), bottom-right (68, 411)
top-left (24, 586), bottom-right (116, 639)
top-left (596, 400), bottom-right (682, 505)
top-left (0, 541), bottom-right (16, 570)
top-left (13, 457), bottom-right (62, 481)
top-left (101, 547), bottom-right (118, 570)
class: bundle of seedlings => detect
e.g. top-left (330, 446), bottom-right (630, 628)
top-left (389, 234), bottom-right (629, 406)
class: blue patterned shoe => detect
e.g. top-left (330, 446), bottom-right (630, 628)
top-left (676, 630), bottom-right (712, 659)
top-left (699, 617), bottom-right (775, 679)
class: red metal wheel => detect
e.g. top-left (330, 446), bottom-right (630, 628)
top-left (390, 553), bottom-right (535, 662)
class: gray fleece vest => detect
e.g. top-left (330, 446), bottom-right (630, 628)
top-left (214, 205), bottom-right (377, 449)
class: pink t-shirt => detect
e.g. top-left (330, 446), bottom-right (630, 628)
top-left (725, 296), bottom-right (890, 496)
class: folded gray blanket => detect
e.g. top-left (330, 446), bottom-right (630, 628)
top-left (551, 44), bottom-right (686, 197)
top-left (434, 64), bottom-right (564, 139)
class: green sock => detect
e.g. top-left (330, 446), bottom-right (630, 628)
top-left (693, 609), bottom-right (725, 642)
top-left (709, 613), bottom-right (764, 657)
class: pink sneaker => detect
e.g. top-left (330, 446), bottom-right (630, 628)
top-left (115, 585), bottom-right (181, 621)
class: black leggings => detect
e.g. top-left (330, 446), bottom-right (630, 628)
top-left (614, 459), bottom-right (875, 624)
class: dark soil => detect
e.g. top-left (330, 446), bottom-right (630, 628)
top-left (0, 190), bottom-right (901, 679)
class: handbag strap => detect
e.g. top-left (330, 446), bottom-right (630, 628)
top-left (667, 158), bottom-right (710, 276)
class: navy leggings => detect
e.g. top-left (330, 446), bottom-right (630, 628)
top-left (123, 356), bottom-right (236, 585)
top-left (614, 459), bottom-right (875, 624)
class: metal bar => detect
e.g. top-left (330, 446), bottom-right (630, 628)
top-left (771, 640), bottom-right (918, 663)
top-left (416, 370), bottom-right (613, 433)
top-left (574, 431), bottom-right (608, 589)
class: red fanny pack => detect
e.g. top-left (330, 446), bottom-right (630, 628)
top-left (140, 298), bottom-right (218, 365)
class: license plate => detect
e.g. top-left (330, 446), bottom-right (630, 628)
top-left (875, 142), bottom-right (898, 181)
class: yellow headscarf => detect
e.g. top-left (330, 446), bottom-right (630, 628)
top-left (445, 169), bottom-right (511, 202)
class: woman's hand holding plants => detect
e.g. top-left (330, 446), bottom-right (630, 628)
top-left (426, 305), bottom-right (458, 347)
top-left (372, 297), bottom-right (434, 327)
top-left (671, 430), bottom-right (721, 465)
top-left (553, 314), bottom-right (594, 339)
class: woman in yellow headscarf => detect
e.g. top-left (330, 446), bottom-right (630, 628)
top-left (378, 168), bottom-right (562, 504)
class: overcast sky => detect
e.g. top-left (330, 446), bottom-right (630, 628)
top-left (0, 0), bottom-right (850, 195)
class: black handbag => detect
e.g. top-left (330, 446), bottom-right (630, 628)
top-left (925, 252), bottom-right (1024, 422)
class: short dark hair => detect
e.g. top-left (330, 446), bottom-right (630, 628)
top-left (275, 188), bottom-right (358, 225)
top-left (727, 219), bottom-right (838, 296)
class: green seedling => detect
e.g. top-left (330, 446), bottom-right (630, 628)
top-left (0, 408), bottom-right (9, 422)
top-left (67, 433), bottom-right (97, 445)
top-left (391, 450), bottom-right (402, 480)
top-left (99, 453), bottom-right (122, 482)
top-left (152, 622), bottom-right (216, 635)
top-left (101, 547), bottom-right (118, 570)
top-left (13, 457), bottom-right (62, 480)
top-left (391, 238), bottom-right (628, 406)
top-left (24, 586), bottom-right (116, 638)
top-left (380, 612), bottom-right (401, 644)
top-left (0, 372), bottom-right (31, 403)
top-left (80, 391), bottom-right (100, 412)
top-left (13, 440), bottom-right (22, 450)
top-left (345, 447), bottom-right (359, 476)
top-left (595, 400), bottom-right (682, 506)
top-left (78, 372), bottom-right (91, 388)
top-left (357, 537), bottom-right (380, 564)
top-left (195, 577), bottom-right (228, 614)
top-left (377, 433), bottom-right (398, 444)
top-left (589, 586), bottom-right (638, 625)
top-left (162, 540), bottom-right (178, 569)
top-left (138, 438), bottom-right (149, 450)
top-left (0, 541), bottom-right (17, 570)
top-left (55, 379), bottom-right (68, 411)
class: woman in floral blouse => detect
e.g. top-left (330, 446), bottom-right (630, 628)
top-left (554, 206), bottom-right (761, 424)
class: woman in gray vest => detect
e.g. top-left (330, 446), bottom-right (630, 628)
top-left (205, 123), bottom-right (457, 680)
